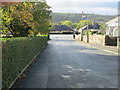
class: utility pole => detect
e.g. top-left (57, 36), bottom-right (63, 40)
top-left (87, 16), bottom-right (89, 43)
top-left (81, 11), bottom-right (89, 42)
top-left (81, 11), bottom-right (84, 41)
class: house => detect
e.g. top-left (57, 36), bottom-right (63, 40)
top-left (78, 23), bottom-right (101, 34)
top-left (50, 25), bottom-right (74, 34)
top-left (106, 17), bottom-right (119, 37)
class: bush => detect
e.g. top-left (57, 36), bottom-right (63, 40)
top-left (83, 30), bottom-right (93, 35)
top-left (2, 36), bottom-right (48, 89)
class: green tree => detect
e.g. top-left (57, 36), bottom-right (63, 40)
top-left (60, 20), bottom-right (73, 29)
top-left (72, 23), bottom-right (78, 29)
top-left (99, 23), bottom-right (107, 35)
top-left (2, 2), bottom-right (35, 37)
top-left (32, 2), bottom-right (52, 35)
top-left (76, 20), bottom-right (92, 29)
top-left (1, 2), bottom-right (52, 37)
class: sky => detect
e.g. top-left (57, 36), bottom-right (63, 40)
top-left (46, 0), bottom-right (119, 15)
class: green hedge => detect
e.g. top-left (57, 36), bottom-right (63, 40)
top-left (2, 36), bottom-right (48, 89)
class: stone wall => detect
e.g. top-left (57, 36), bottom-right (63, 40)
top-left (75, 34), bottom-right (118, 46)
top-left (89, 35), bottom-right (105, 45)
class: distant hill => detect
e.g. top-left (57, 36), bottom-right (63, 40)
top-left (52, 13), bottom-right (117, 23)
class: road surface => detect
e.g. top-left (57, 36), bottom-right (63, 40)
top-left (14, 34), bottom-right (118, 88)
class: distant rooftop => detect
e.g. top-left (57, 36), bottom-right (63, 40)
top-left (51, 25), bottom-right (73, 31)
top-left (80, 24), bottom-right (101, 30)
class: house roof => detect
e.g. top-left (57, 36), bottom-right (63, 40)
top-left (51, 25), bottom-right (74, 31)
top-left (106, 17), bottom-right (118, 26)
top-left (80, 24), bottom-right (101, 30)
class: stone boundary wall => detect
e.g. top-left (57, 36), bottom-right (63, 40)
top-left (75, 35), bottom-right (118, 46)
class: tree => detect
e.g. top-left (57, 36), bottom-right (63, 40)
top-left (76, 20), bottom-right (92, 29)
top-left (60, 20), bottom-right (73, 29)
top-left (72, 23), bottom-right (78, 29)
top-left (1, 2), bottom-right (52, 37)
top-left (99, 23), bottom-right (107, 35)
top-left (2, 2), bottom-right (34, 37)
top-left (32, 2), bottom-right (52, 35)
top-left (10, 2), bottom-right (34, 37)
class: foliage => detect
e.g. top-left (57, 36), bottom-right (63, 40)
top-left (2, 36), bottom-right (48, 88)
top-left (99, 23), bottom-right (107, 35)
top-left (76, 20), bottom-right (92, 29)
top-left (60, 20), bottom-right (73, 29)
top-left (83, 30), bottom-right (93, 35)
top-left (1, 2), bottom-right (52, 37)
top-left (50, 23), bottom-right (58, 28)
top-left (32, 2), bottom-right (52, 35)
top-left (72, 23), bottom-right (78, 29)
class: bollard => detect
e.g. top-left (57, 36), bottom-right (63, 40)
top-left (73, 34), bottom-right (75, 39)
top-left (73, 31), bottom-right (76, 39)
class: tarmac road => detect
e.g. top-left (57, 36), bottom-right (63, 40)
top-left (14, 34), bottom-right (118, 88)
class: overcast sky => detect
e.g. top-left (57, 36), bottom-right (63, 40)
top-left (46, 0), bottom-right (119, 15)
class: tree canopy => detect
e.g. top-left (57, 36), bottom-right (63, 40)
top-left (1, 2), bottom-right (52, 37)
top-left (60, 20), bottom-right (73, 28)
top-left (76, 20), bottom-right (92, 29)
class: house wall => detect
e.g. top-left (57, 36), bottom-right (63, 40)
top-left (75, 34), bottom-right (118, 46)
top-left (106, 26), bottom-right (118, 37)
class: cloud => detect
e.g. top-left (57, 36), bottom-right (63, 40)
top-left (50, 7), bottom-right (117, 15)
top-left (47, 0), bottom-right (119, 3)
top-left (46, 0), bottom-right (118, 15)
top-left (1, 0), bottom-right (44, 2)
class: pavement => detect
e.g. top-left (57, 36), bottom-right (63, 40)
top-left (13, 34), bottom-right (118, 88)
top-left (75, 40), bottom-right (119, 55)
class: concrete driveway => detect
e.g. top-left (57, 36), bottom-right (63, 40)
top-left (14, 34), bottom-right (118, 88)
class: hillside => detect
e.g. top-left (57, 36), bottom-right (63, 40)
top-left (52, 13), bottom-right (117, 23)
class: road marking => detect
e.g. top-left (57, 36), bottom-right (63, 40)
top-left (83, 43), bottom-right (119, 55)
top-left (103, 50), bottom-right (118, 55)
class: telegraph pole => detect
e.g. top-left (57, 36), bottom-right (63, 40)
top-left (87, 16), bottom-right (89, 43)
top-left (81, 11), bottom-right (84, 41)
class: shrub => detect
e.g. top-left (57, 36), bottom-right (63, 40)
top-left (83, 30), bottom-right (93, 35)
top-left (2, 36), bottom-right (48, 89)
